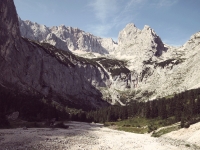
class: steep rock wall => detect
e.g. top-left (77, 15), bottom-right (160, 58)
top-left (0, 0), bottom-right (109, 109)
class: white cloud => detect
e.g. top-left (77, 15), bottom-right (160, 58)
top-left (154, 0), bottom-right (179, 7)
top-left (125, 0), bottom-right (146, 9)
top-left (88, 0), bottom-right (118, 23)
top-left (88, 0), bottom-right (144, 38)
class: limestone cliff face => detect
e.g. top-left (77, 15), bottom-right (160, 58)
top-left (114, 23), bottom-right (166, 72)
top-left (97, 26), bottom-right (200, 103)
top-left (125, 30), bottom-right (200, 101)
top-left (118, 23), bottom-right (165, 56)
top-left (0, 0), bottom-right (109, 109)
top-left (18, 18), bottom-right (118, 54)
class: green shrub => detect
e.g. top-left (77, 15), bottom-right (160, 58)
top-left (184, 122), bottom-right (190, 128)
top-left (185, 144), bottom-right (190, 147)
top-left (148, 124), bottom-right (157, 133)
top-left (104, 122), bottom-right (110, 127)
top-left (151, 126), bottom-right (178, 137)
top-left (123, 124), bottom-right (131, 127)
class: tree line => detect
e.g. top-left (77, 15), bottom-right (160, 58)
top-left (1, 84), bottom-right (200, 128)
top-left (0, 86), bottom-right (69, 128)
top-left (83, 88), bottom-right (200, 128)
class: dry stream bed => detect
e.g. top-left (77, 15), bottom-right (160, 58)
top-left (0, 121), bottom-right (200, 150)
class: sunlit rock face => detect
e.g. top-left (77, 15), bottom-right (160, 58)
top-left (98, 26), bottom-right (200, 103)
top-left (0, 0), bottom-right (110, 109)
top-left (18, 18), bottom-right (118, 54)
top-left (115, 23), bottom-right (165, 71)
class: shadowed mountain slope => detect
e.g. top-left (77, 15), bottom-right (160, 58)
top-left (0, 0), bottom-right (109, 110)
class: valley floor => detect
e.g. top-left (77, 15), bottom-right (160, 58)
top-left (0, 121), bottom-right (200, 150)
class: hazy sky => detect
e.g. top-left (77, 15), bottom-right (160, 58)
top-left (14, 0), bottom-right (200, 46)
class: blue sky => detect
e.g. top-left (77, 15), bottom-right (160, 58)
top-left (14, 0), bottom-right (200, 46)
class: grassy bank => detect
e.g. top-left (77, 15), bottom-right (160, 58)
top-left (104, 117), bottom-right (179, 135)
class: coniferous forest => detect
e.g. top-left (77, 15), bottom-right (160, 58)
top-left (1, 84), bottom-right (200, 129)
top-left (86, 88), bottom-right (200, 127)
top-left (73, 88), bottom-right (200, 129)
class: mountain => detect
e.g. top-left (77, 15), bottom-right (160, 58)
top-left (92, 30), bottom-right (200, 103)
top-left (18, 14), bottom-right (200, 105)
top-left (6, 0), bottom-right (200, 106)
top-left (0, 0), bottom-right (110, 109)
top-left (131, 30), bottom-right (200, 100)
top-left (17, 19), bottom-right (169, 103)
top-left (18, 18), bottom-right (118, 55)
top-left (114, 23), bottom-right (166, 71)
top-left (107, 24), bottom-right (200, 103)
top-left (118, 23), bottom-right (165, 55)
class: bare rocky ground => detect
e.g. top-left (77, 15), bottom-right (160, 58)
top-left (0, 121), bottom-right (200, 150)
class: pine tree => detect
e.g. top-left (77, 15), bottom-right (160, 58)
top-left (145, 101), bottom-right (151, 118)
top-left (159, 99), bottom-right (167, 119)
top-left (180, 114), bottom-right (185, 128)
top-left (168, 98), bottom-right (176, 117)
top-left (151, 100), bottom-right (158, 118)
top-left (196, 97), bottom-right (200, 114)
top-left (175, 97), bottom-right (182, 121)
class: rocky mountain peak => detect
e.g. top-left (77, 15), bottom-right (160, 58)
top-left (143, 25), bottom-right (151, 30)
top-left (118, 23), bottom-right (140, 45)
top-left (181, 31), bottom-right (200, 56)
top-left (189, 31), bottom-right (200, 43)
top-left (125, 23), bottom-right (137, 28)
top-left (113, 23), bottom-right (166, 75)
top-left (59, 24), bottom-right (66, 28)
top-left (18, 19), bottom-right (118, 54)
top-left (117, 23), bottom-right (164, 54)
top-left (1, 0), bottom-right (20, 38)
top-left (142, 25), bottom-right (155, 34)
top-left (0, 0), bottom-right (21, 62)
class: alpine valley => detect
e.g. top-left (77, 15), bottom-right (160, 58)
top-left (2, 1), bottom-right (200, 149)
top-left (1, 0), bottom-right (200, 110)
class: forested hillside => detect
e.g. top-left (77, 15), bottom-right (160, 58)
top-left (75, 88), bottom-right (200, 131)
